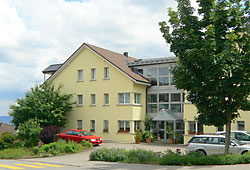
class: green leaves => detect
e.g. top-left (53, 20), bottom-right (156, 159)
top-left (9, 83), bottom-right (75, 129)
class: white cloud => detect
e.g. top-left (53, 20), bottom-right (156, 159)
top-left (0, 0), bottom-right (177, 115)
top-left (0, 99), bottom-right (15, 116)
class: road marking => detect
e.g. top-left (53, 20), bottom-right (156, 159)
top-left (32, 163), bottom-right (64, 167)
top-left (0, 164), bottom-right (24, 169)
top-left (14, 164), bottom-right (44, 168)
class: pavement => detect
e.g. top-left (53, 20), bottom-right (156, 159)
top-left (19, 141), bottom-right (250, 170)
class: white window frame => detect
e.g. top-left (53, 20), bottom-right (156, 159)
top-left (91, 94), bottom-right (96, 105)
top-left (78, 70), bottom-right (83, 81)
top-left (77, 95), bottom-right (83, 106)
top-left (134, 93), bottom-right (141, 104)
top-left (77, 120), bottom-right (82, 130)
top-left (104, 67), bottom-right (109, 79)
top-left (104, 93), bottom-right (109, 105)
top-left (119, 93), bottom-right (130, 104)
top-left (104, 120), bottom-right (109, 132)
top-left (91, 68), bottom-right (96, 80)
top-left (118, 120), bottom-right (130, 132)
top-left (134, 121), bottom-right (141, 131)
top-left (90, 120), bottom-right (95, 131)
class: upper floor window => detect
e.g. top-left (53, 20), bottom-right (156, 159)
top-left (104, 93), bottom-right (109, 105)
top-left (91, 94), bottom-right (96, 105)
top-left (171, 93), bottom-right (181, 102)
top-left (78, 70), bottom-right (83, 81)
top-left (159, 67), bottom-right (169, 76)
top-left (91, 68), bottom-right (96, 80)
top-left (119, 93), bottom-right (130, 104)
top-left (104, 67), bottom-right (109, 79)
top-left (147, 94), bottom-right (157, 103)
top-left (147, 68), bottom-right (157, 77)
top-left (77, 95), bottom-right (83, 106)
top-left (134, 93), bottom-right (141, 104)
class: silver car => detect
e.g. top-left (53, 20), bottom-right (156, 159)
top-left (216, 131), bottom-right (250, 144)
top-left (185, 135), bottom-right (250, 155)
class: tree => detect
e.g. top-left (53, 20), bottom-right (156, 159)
top-left (9, 83), bottom-right (74, 129)
top-left (159, 0), bottom-right (250, 154)
top-left (17, 118), bottom-right (42, 147)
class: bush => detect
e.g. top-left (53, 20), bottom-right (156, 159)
top-left (90, 148), bottom-right (128, 162)
top-left (17, 118), bottom-right (42, 147)
top-left (82, 140), bottom-right (93, 148)
top-left (0, 148), bottom-right (33, 159)
top-left (33, 139), bottom-right (83, 157)
top-left (126, 149), bottom-right (159, 164)
top-left (0, 132), bottom-right (17, 150)
top-left (39, 125), bottom-right (60, 144)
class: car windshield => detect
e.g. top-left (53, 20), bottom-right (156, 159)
top-left (231, 138), bottom-right (243, 145)
top-left (80, 131), bottom-right (92, 136)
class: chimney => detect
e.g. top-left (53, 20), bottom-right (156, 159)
top-left (123, 52), bottom-right (128, 57)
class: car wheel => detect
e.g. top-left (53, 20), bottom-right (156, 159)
top-left (196, 149), bottom-right (206, 156)
top-left (241, 151), bottom-right (249, 155)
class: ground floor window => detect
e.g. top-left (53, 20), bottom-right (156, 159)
top-left (103, 120), bottom-right (109, 132)
top-left (237, 121), bottom-right (245, 130)
top-left (118, 121), bottom-right (130, 132)
top-left (134, 121), bottom-right (141, 131)
top-left (90, 120), bottom-right (95, 132)
top-left (188, 121), bottom-right (203, 134)
top-left (77, 120), bottom-right (82, 130)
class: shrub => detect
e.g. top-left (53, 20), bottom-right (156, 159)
top-left (17, 118), bottom-right (42, 147)
top-left (90, 148), bottom-right (127, 162)
top-left (0, 132), bottom-right (17, 150)
top-left (126, 149), bottom-right (159, 164)
top-left (0, 148), bottom-right (33, 159)
top-left (82, 140), bottom-right (93, 148)
top-left (33, 139), bottom-right (83, 157)
top-left (39, 125), bottom-right (60, 144)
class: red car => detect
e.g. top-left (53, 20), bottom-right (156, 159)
top-left (58, 129), bottom-right (103, 146)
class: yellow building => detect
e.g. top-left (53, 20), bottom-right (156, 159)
top-left (43, 43), bottom-right (150, 142)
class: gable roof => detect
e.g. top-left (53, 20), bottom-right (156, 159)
top-left (45, 43), bottom-right (150, 85)
top-left (42, 64), bottom-right (62, 74)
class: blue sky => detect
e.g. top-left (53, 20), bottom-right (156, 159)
top-left (0, 0), bottom-right (198, 116)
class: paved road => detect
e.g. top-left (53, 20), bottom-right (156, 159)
top-left (8, 141), bottom-right (250, 170)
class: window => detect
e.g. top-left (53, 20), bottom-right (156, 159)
top-left (237, 121), bottom-right (245, 130)
top-left (171, 93), bottom-right (181, 102)
top-left (159, 93), bottom-right (169, 102)
top-left (91, 68), bottom-right (96, 80)
top-left (159, 77), bottom-right (169, 86)
top-left (170, 104), bottom-right (181, 112)
top-left (104, 93), bottom-right (109, 105)
top-left (134, 93), bottom-right (141, 104)
top-left (147, 68), bottom-right (157, 77)
top-left (77, 120), bottom-right (82, 130)
top-left (148, 104), bottom-right (157, 113)
top-left (188, 121), bottom-right (203, 134)
top-left (104, 67), bottom-right (109, 79)
top-left (90, 120), bottom-right (95, 132)
top-left (159, 104), bottom-right (169, 111)
top-left (147, 94), bottom-right (157, 103)
top-left (118, 121), bottom-right (130, 132)
top-left (138, 69), bottom-right (143, 74)
top-left (159, 67), bottom-right (169, 76)
top-left (78, 70), bottom-right (83, 81)
top-left (77, 95), bottom-right (83, 106)
top-left (91, 94), bottom-right (96, 105)
top-left (103, 120), bottom-right (109, 132)
top-left (119, 93), bottom-right (130, 104)
top-left (134, 121), bottom-right (141, 131)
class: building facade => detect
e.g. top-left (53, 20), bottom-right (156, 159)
top-left (43, 43), bottom-right (250, 143)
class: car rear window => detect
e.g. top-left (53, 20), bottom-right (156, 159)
top-left (189, 137), bottom-right (207, 143)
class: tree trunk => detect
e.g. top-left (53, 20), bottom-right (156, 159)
top-left (224, 113), bottom-right (232, 154)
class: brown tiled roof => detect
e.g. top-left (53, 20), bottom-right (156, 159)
top-left (46, 43), bottom-right (150, 85)
top-left (0, 123), bottom-right (16, 134)
top-left (84, 43), bottom-right (150, 84)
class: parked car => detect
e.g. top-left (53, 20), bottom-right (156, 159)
top-left (216, 131), bottom-right (250, 144)
top-left (58, 129), bottom-right (103, 146)
top-left (185, 135), bottom-right (250, 155)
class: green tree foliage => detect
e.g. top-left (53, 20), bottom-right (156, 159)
top-left (17, 118), bottom-right (42, 147)
top-left (0, 132), bottom-right (17, 150)
top-left (9, 83), bottom-right (74, 129)
top-left (159, 0), bottom-right (250, 153)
